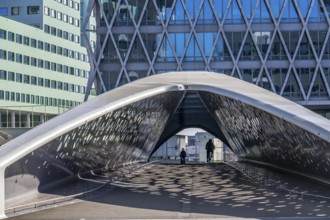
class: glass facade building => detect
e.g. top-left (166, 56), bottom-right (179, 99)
top-left (84, 0), bottom-right (330, 117)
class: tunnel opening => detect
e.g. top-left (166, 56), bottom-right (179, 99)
top-left (150, 128), bottom-right (236, 164)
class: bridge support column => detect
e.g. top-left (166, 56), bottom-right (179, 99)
top-left (0, 168), bottom-right (6, 219)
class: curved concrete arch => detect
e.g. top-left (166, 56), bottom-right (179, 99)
top-left (0, 71), bottom-right (329, 217)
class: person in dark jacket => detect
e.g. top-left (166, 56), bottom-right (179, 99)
top-left (205, 139), bottom-right (215, 163)
top-left (180, 148), bottom-right (187, 164)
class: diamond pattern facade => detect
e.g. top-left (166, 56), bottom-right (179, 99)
top-left (83, 0), bottom-right (330, 114)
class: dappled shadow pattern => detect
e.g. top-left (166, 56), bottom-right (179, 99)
top-left (104, 163), bottom-right (330, 218)
top-left (8, 163), bottom-right (330, 219)
top-left (229, 161), bottom-right (330, 199)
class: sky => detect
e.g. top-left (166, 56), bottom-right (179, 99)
top-left (177, 128), bottom-right (206, 136)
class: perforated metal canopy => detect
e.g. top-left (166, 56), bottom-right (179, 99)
top-left (0, 71), bottom-right (329, 218)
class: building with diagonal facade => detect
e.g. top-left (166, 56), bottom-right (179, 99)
top-left (84, 0), bottom-right (330, 118)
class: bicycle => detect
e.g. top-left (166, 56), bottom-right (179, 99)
top-left (207, 152), bottom-right (213, 163)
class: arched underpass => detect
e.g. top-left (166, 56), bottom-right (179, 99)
top-left (0, 71), bottom-right (329, 218)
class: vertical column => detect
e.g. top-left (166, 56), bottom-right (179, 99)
top-left (40, 114), bottom-right (45, 124)
top-left (223, 144), bottom-right (226, 162)
top-left (25, 113), bottom-right (31, 128)
top-left (0, 168), bottom-right (6, 218)
top-left (0, 111), bottom-right (2, 128)
top-left (220, 142), bottom-right (224, 162)
top-left (5, 110), bottom-right (8, 128)
top-left (10, 112), bottom-right (15, 128)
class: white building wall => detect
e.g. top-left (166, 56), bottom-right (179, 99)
top-left (152, 135), bottom-right (185, 159)
top-left (0, 0), bottom-right (91, 127)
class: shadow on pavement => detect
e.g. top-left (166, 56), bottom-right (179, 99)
top-left (7, 163), bottom-right (330, 219)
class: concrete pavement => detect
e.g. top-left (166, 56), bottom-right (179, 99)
top-left (7, 163), bottom-right (330, 219)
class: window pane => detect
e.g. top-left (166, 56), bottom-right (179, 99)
top-left (28, 6), bottom-right (40, 14)
top-left (0, 7), bottom-right (8, 16)
top-left (8, 32), bottom-right (14, 41)
top-left (44, 6), bottom-right (49, 15)
top-left (0, 70), bottom-right (7, 80)
top-left (0, 29), bottom-right (6, 39)
top-left (11, 7), bottom-right (19, 16)
top-left (16, 34), bottom-right (22, 43)
top-left (24, 36), bottom-right (30, 46)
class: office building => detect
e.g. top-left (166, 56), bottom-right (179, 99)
top-left (85, 0), bottom-right (330, 118)
top-left (0, 0), bottom-right (91, 128)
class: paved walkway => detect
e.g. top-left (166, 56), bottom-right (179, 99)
top-left (7, 163), bottom-right (330, 219)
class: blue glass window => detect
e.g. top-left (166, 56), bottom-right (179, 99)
top-left (282, 0), bottom-right (299, 22)
top-left (193, 35), bottom-right (202, 60)
top-left (254, 0), bottom-right (270, 23)
top-left (215, 34), bottom-right (224, 60)
top-left (297, 0), bottom-right (310, 18)
top-left (212, 0), bottom-right (229, 20)
top-left (324, 1), bottom-right (330, 19)
top-left (0, 29), bottom-right (6, 39)
top-left (165, 7), bottom-right (171, 21)
top-left (226, 0), bottom-right (243, 23)
top-left (175, 33), bottom-right (184, 57)
top-left (241, 0), bottom-right (255, 20)
top-left (186, 0), bottom-right (203, 22)
top-left (203, 33), bottom-right (214, 57)
top-left (261, 0), bottom-right (270, 22)
top-left (201, 0), bottom-right (214, 24)
top-left (171, 0), bottom-right (185, 24)
top-left (0, 7), bottom-right (8, 16)
top-left (307, 1), bottom-right (319, 22)
top-left (165, 36), bottom-right (175, 62)
top-left (184, 34), bottom-right (203, 61)
top-left (185, 34), bottom-right (194, 61)
top-left (159, 33), bottom-right (178, 62)
top-left (186, 0), bottom-right (194, 21)
top-left (269, 0), bottom-right (281, 19)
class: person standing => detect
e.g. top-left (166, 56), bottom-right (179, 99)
top-left (180, 148), bottom-right (187, 164)
top-left (205, 139), bottom-right (215, 163)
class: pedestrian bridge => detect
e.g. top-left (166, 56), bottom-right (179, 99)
top-left (0, 71), bottom-right (329, 218)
